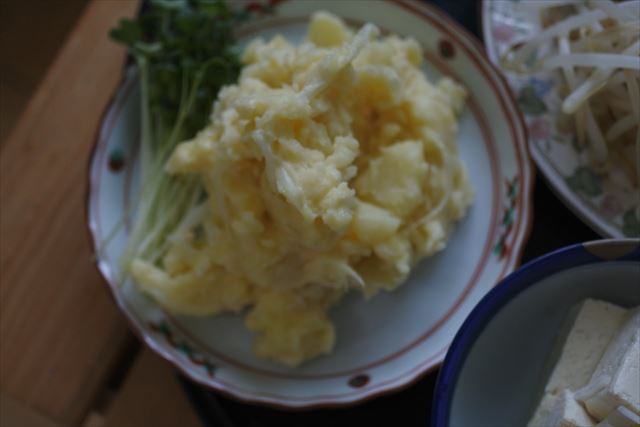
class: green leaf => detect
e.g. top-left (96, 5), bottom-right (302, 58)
top-left (132, 41), bottom-right (163, 57)
top-left (109, 0), bottom-right (248, 268)
top-left (622, 208), bottom-right (640, 237)
top-left (565, 167), bottom-right (602, 197)
top-left (195, 0), bottom-right (228, 17)
top-left (109, 19), bottom-right (143, 46)
top-left (150, 0), bottom-right (187, 10)
top-left (518, 86), bottom-right (547, 116)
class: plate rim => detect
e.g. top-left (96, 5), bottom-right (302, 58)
top-left (481, 0), bottom-right (624, 239)
top-left (86, 0), bottom-right (534, 409)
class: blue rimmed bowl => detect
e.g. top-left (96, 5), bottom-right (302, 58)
top-left (432, 239), bottom-right (640, 427)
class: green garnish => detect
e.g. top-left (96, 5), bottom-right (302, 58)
top-left (109, 0), bottom-right (246, 268)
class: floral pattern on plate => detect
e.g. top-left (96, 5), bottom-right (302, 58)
top-left (482, 0), bottom-right (640, 238)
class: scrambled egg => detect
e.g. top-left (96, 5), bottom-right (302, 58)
top-left (132, 12), bottom-right (473, 367)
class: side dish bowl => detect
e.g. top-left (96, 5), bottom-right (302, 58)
top-left (432, 238), bottom-right (640, 427)
top-left (482, 0), bottom-right (640, 238)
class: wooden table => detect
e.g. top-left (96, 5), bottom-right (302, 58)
top-left (0, 1), bottom-right (201, 425)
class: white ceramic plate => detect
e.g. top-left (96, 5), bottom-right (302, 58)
top-left (482, 0), bottom-right (640, 238)
top-left (88, 0), bottom-right (533, 408)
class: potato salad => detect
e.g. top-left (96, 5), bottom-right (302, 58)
top-left (131, 12), bottom-right (473, 366)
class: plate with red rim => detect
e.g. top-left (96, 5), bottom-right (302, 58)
top-left (87, 0), bottom-right (533, 408)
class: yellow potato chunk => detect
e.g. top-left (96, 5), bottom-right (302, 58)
top-left (308, 11), bottom-right (353, 47)
top-left (245, 289), bottom-right (338, 367)
top-left (352, 201), bottom-right (402, 245)
top-left (355, 140), bottom-right (428, 217)
top-left (132, 260), bottom-right (253, 316)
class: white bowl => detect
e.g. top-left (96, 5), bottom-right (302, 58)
top-left (433, 239), bottom-right (640, 426)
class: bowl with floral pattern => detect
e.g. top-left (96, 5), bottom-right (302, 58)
top-left (482, 0), bottom-right (640, 239)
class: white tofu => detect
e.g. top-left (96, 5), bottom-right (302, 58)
top-left (528, 300), bottom-right (639, 427)
top-left (546, 300), bottom-right (629, 394)
top-left (592, 309), bottom-right (640, 380)
top-left (609, 339), bottom-right (640, 415)
top-left (546, 390), bottom-right (597, 427)
top-left (595, 406), bottom-right (640, 427)
top-left (581, 334), bottom-right (640, 420)
top-left (529, 393), bottom-right (560, 427)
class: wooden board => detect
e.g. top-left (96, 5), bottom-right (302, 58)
top-left (0, 393), bottom-right (61, 427)
top-left (0, 0), bottom-right (87, 143)
top-left (102, 349), bottom-right (202, 427)
top-left (0, 1), bottom-right (139, 425)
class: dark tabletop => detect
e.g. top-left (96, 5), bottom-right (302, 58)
top-left (177, 1), bottom-right (600, 425)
